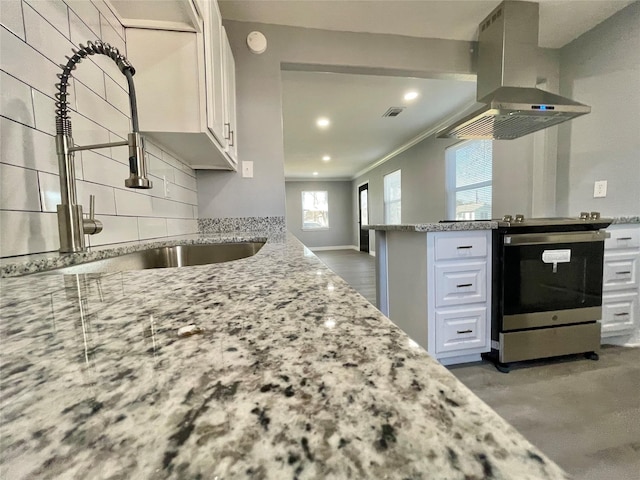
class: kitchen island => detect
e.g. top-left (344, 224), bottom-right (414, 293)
top-left (0, 231), bottom-right (569, 479)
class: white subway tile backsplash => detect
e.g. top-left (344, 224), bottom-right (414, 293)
top-left (23, 2), bottom-right (74, 71)
top-left (0, 164), bottom-right (41, 211)
top-left (147, 155), bottom-right (175, 183)
top-left (32, 89), bottom-right (57, 135)
top-left (0, 210), bottom-right (59, 256)
top-left (92, 1), bottom-right (124, 40)
top-left (77, 180), bottom-right (116, 215)
top-left (88, 214), bottom-right (138, 246)
top-left (104, 74), bottom-right (129, 116)
top-left (171, 183), bottom-right (198, 206)
top-left (0, 3), bottom-right (25, 40)
top-left (65, 0), bottom-right (101, 39)
top-left (0, 117), bottom-right (58, 174)
top-left (173, 168), bottom-right (198, 191)
top-left (37, 171), bottom-right (61, 212)
top-left (75, 80), bottom-right (129, 135)
top-left (114, 188), bottom-right (153, 217)
top-left (72, 57), bottom-right (107, 101)
top-left (167, 218), bottom-right (198, 236)
top-left (24, 0), bottom-right (70, 39)
top-left (72, 113), bottom-right (110, 150)
top-left (82, 149), bottom-right (128, 188)
top-left (100, 16), bottom-right (125, 54)
top-left (1, 27), bottom-right (59, 97)
top-left (138, 217), bottom-right (168, 240)
top-left (0, 71), bottom-right (35, 127)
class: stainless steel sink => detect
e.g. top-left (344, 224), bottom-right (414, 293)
top-left (41, 242), bottom-right (265, 275)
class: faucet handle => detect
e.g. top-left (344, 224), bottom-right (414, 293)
top-left (83, 195), bottom-right (103, 235)
top-left (89, 194), bottom-right (96, 220)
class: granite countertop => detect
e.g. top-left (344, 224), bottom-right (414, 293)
top-left (365, 221), bottom-right (498, 232)
top-left (0, 233), bottom-right (569, 479)
top-left (610, 216), bottom-right (640, 224)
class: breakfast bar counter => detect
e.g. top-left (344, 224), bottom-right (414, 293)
top-left (0, 232), bottom-right (569, 479)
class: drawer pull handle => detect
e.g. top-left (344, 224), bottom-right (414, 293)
top-left (457, 245), bottom-right (473, 249)
top-left (457, 283), bottom-right (473, 288)
top-left (457, 329), bottom-right (473, 334)
top-left (614, 312), bottom-right (629, 316)
top-left (617, 237), bottom-right (633, 240)
top-left (615, 271), bottom-right (632, 275)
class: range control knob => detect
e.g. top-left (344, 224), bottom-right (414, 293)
top-left (502, 214), bottom-right (513, 222)
top-left (515, 214), bottom-right (525, 223)
top-left (580, 212), bottom-right (590, 220)
top-left (590, 211), bottom-right (601, 220)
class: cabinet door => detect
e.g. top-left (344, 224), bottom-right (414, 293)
top-left (435, 307), bottom-right (487, 353)
top-left (601, 292), bottom-right (638, 336)
top-left (435, 261), bottom-right (486, 307)
top-left (603, 253), bottom-right (638, 291)
top-left (201, 0), bottom-right (226, 144)
top-left (222, 28), bottom-right (237, 163)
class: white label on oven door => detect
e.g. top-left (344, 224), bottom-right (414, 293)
top-left (542, 249), bottom-right (571, 264)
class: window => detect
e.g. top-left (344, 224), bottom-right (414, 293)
top-left (302, 191), bottom-right (329, 230)
top-left (446, 140), bottom-right (492, 220)
top-left (384, 170), bottom-right (401, 224)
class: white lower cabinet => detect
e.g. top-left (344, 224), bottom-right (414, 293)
top-left (375, 229), bottom-right (493, 365)
top-left (435, 307), bottom-right (487, 354)
top-left (601, 224), bottom-right (640, 340)
top-left (428, 231), bottom-right (492, 364)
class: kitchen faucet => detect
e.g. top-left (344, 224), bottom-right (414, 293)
top-left (54, 40), bottom-right (152, 253)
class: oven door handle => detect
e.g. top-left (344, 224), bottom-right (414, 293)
top-left (504, 231), bottom-right (610, 246)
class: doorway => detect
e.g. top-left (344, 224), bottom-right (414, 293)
top-left (358, 183), bottom-right (369, 253)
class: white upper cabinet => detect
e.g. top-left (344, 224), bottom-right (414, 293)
top-left (222, 28), bottom-right (237, 164)
top-left (116, 0), bottom-right (237, 170)
top-left (201, 0), bottom-right (226, 145)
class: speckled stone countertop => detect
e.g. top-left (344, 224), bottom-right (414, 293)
top-left (0, 233), bottom-right (569, 479)
top-left (610, 216), bottom-right (640, 224)
top-left (366, 221), bottom-right (497, 232)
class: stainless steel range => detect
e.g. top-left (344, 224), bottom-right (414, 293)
top-left (484, 213), bottom-right (612, 372)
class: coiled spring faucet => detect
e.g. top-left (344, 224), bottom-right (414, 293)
top-left (55, 40), bottom-right (152, 253)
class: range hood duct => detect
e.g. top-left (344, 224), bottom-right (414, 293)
top-left (437, 1), bottom-right (590, 140)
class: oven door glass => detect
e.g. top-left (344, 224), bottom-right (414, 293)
top-left (502, 240), bottom-right (604, 315)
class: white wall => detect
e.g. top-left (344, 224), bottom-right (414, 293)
top-left (285, 180), bottom-right (354, 248)
top-left (557, 2), bottom-right (640, 217)
top-left (0, 0), bottom-right (199, 258)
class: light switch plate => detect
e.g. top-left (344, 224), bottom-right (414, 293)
top-left (242, 161), bottom-right (254, 178)
top-left (593, 180), bottom-right (607, 198)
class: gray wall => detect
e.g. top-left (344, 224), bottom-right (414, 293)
top-left (197, 20), bottom-right (476, 220)
top-left (286, 181), bottom-right (353, 248)
top-left (557, 2), bottom-right (640, 217)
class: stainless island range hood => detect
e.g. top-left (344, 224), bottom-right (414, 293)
top-left (438, 1), bottom-right (591, 140)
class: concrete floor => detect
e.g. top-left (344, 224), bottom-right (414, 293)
top-left (450, 346), bottom-right (640, 480)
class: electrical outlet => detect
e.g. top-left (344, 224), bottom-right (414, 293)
top-left (593, 180), bottom-right (607, 198)
top-left (242, 161), bottom-right (254, 178)
top-left (163, 175), bottom-right (171, 198)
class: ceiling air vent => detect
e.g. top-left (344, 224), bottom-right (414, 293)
top-left (382, 107), bottom-right (405, 117)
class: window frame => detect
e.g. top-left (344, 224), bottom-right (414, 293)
top-left (446, 140), bottom-right (493, 221)
top-left (301, 190), bottom-right (330, 231)
top-left (383, 169), bottom-right (402, 224)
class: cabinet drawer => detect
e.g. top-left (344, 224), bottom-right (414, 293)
top-left (435, 262), bottom-right (486, 307)
top-left (435, 307), bottom-right (487, 353)
top-left (603, 253), bottom-right (638, 291)
top-left (434, 234), bottom-right (488, 261)
top-left (601, 292), bottom-right (637, 336)
top-left (605, 227), bottom-right (640, 250)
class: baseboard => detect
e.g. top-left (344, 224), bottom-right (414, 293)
top-left (308, 245), bottom-right (359, 252)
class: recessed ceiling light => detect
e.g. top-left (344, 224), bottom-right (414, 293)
top-left (312, 172), bottom-right (319, 176)
top-left (322, 155), bottom-right (331, 161)
top-left (404, 91), bottom-right (419, 101)
top-left (316, 117), bottom-right (330, 128)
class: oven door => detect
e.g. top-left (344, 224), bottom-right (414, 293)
top-left (501, 231), bottom-right (607, 330)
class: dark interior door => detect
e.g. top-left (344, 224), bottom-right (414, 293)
top-left (358, 183), bottom-right (369, 253)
